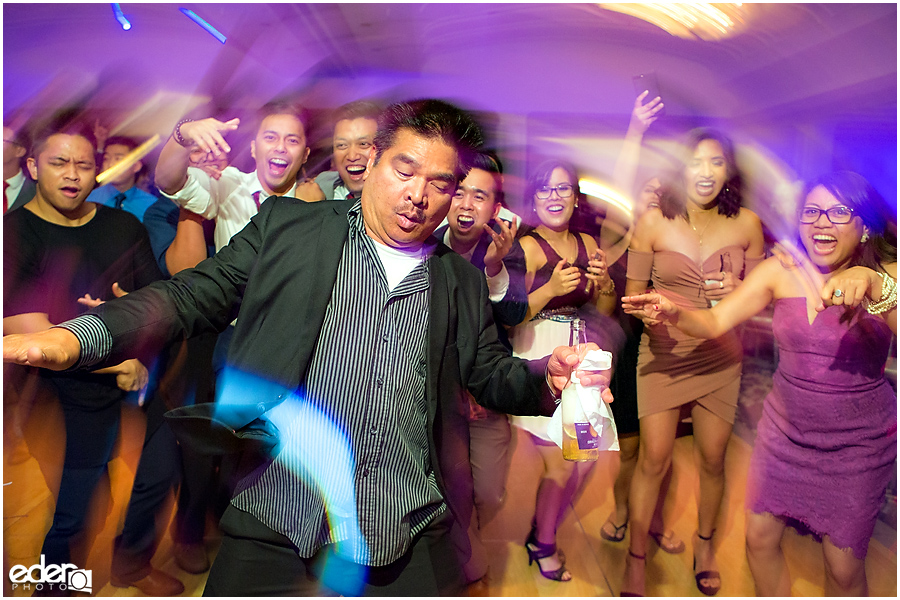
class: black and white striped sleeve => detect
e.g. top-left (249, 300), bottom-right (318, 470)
top-left (54, 314), bottom-right (113, 370)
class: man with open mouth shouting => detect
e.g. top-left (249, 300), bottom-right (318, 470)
top-left (314, 100), bottom-right (381, 202)
top-left (155, 100), bottom-right (312, 253)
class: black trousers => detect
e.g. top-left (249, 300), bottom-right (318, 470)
top-left (110, 420), bottom-right (181, 580)
top-left (203, 505), bottom-right (464, 596)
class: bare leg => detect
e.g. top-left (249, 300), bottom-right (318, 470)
top-left (822, 536), bottom-right (867, 596)
top-left (745, 511), bottom-right (790, 596)
top-left (555, 459), bottom-right (595, 531)
top-left (602, 434), bottom-right (638, 540)
top-left (689, 404), bottom-right (733, 592)
top-left (530, 438), bottom-right (576, 580)
top-left (621, 409), bottom-right (680, 596)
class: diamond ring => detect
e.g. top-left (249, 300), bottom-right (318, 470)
top-left (833, 289), bottom-right (844, 298)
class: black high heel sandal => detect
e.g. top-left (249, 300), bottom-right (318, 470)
top-left (693, 531), bottom-right (721, 596)
top-left (620, 549), bottom-right (645, 597)
top-left (524, 528), bottom-right (571, 582)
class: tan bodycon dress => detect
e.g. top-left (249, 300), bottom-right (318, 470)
top-left (626, 246), bottom-right (748, 424)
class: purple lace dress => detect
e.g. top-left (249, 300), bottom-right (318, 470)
top-left (746, 298), bottom-right (897, 559)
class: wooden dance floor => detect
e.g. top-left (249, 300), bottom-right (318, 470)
top-left (4, 384), bottom-right (897, 597)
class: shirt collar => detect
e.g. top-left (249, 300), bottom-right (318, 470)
top-left (7, 169), bottom-right (25, 187)
top-left (250, 170), bottom-right (299, 201)
top-left (334, 179), bottom-right (356, 201)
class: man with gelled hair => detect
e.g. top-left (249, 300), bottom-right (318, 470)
top-left (155, 99), bottom-right (313, 252)
top-left (315, 99), bottom-right (381, 201)
top-left (433, 149), bottom-right (528, 592)
top-left (4, 100), bottom-right (610, 596)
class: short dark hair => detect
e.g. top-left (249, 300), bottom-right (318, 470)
top-left (523, 159), bottom-right (583, 227)
top-left (3, 121), bottom-right (31, 154)
top-left (804, 171), bottom-right (897, 271)
top-left (31, 119), bottom-right (96, 159)
top-left (658, 127), bottom-right (742, 220)
top-left (333, 100), bottom-right (382, 129)
top-left (256, 100), bottom-right (310, 139)
top-left (373, 99), bottom-right (483, 181)
top-left (469, 149), bottom-right (505, 206)
top-left (104, 136), bottom-right (140, 152)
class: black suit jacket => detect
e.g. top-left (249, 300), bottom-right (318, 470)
top-left (95, 197), bottom-right (555, 498)
top-left (7, 176), bottom-right (35, 212)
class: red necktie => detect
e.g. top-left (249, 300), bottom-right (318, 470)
top-left (3, 180), bottom-right (9, 214)
top-left (252, 191), bottom-right (261, 211)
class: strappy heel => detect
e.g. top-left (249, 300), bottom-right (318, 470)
top-left (620, 549), bottom-right (645, 597)
top-left (525, 527), bottom-right (571, 582)
top-left (693, 531), bottom-right (721, 596)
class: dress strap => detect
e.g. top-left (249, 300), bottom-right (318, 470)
top-left (525, 230), bottom-right (562, 264)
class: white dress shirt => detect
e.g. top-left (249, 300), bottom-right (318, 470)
top-left (160, 166), bottom-right (299, 252)
top-left (5, 169), bottom-right (25, 210)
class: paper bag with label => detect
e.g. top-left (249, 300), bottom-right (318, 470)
top-left (548, 349), bottom-right (619, 454)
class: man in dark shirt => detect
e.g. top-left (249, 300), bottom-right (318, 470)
top-left (1, 121), bottom-right (185, 594)
top-left (3, 100), bottom-right (610, 596)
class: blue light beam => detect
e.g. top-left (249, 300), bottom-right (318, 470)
top-left (179, 8), bottom-right (226, 44)
top-left (111, 3), bottom-right (131, 30)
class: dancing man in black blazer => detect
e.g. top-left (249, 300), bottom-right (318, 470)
top-left (4, 99), bottom-right (611, 596)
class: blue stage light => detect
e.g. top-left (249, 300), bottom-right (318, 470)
top-left (179, 8), bottom-right (226, 44)
top-left (111, 3), bottom-right (131, 31)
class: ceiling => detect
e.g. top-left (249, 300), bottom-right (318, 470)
top-left (2, 3), bottom-right (897, 201)
top-left (4, 3), bottom-right (896, 123)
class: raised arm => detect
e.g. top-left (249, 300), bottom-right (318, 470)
top-left (600, 91), bottom-right (663, 254)
top-left (156, 117), bottom-right (239, 195)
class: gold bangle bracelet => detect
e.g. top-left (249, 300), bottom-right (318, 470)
top-left (597, 279), bottom-right (616, 297)
top-left (865, 272), bottom-right (897, 315)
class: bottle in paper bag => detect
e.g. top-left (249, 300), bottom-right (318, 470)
top-left (562, 318), bottom-right (600, 462)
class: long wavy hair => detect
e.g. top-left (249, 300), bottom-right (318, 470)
top-left (802, 171), bottom-right (897, 273)
top-left (657, 127), bottom-right (743, 221)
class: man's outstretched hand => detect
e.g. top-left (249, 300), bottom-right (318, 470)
top-left (3, 328), bottom-right (81, 371)
top-left (547, 343), bottom-right (614, 403)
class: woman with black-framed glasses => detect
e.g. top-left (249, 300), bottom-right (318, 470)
top-left (623, 171), bottom-right (897, 596)
top-left (508, 158), bottom-right (618, 583)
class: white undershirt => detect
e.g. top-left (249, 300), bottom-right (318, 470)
top-left (371, 239), bottom-right (435, 292)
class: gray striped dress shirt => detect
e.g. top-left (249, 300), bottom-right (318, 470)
top-left (230, 204), bottom-right (443, 566)
top-left (56, 203), bottom-right (447, 567)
